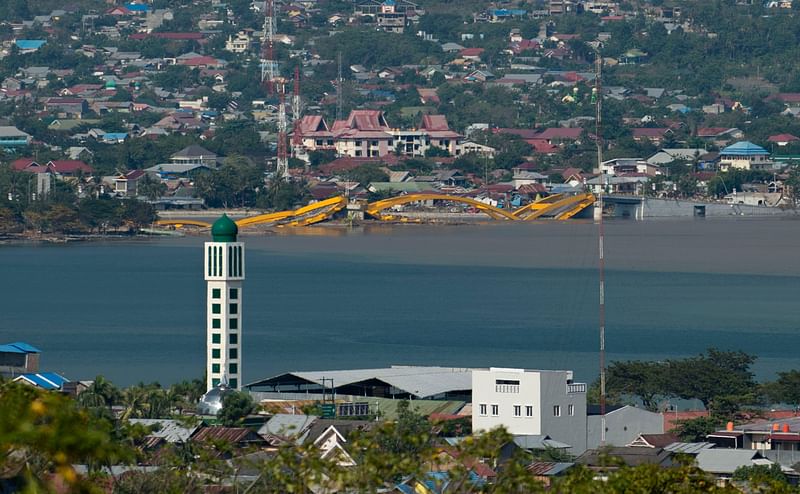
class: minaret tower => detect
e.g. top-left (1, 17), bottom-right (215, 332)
top-left (204, 215), bottom-right (244, 391)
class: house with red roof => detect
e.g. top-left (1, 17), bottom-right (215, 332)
top-left (179, 56), bottom-right (226, 69)
top-left (459, 48), bottom-right (485, 61)
top-left (767, 133), bottom-right (800, 146)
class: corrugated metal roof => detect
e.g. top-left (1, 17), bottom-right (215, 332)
top-left (258, 414), bottom-right (317, 440)
top-left (248, 366), bottom-right (473, 399)
top-left (663, 442), bottom-right (715, 454)
top-left (695, 449), bottom-right (762, 474)
top-left (129, 419), bottom-right (198, 443)
top-left (513, 435), bottom-right (571, 450)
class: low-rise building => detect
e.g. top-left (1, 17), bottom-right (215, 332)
top-left (0, 342), bottom-right (40, 377)
top-left (472, 367), bottom-right (587, 453)
top-left (719, 141), bottom-right (772, 171)
top-left (0, 126), bottom-right (32, 148)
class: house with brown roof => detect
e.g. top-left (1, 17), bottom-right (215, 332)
top-left (631, 127), bottom-right (672, 144)
top-left (44, 98), bottom-right (88, 118)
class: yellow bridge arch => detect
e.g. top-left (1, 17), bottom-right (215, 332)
top-left (155, 193), bottom-right (595, 229)
top-left (367, 193), bottom-right (519, 221)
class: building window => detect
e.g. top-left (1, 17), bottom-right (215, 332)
top-left (229, 378), bottom-right (238, 388)
top-left (229, 348), bottom-right (238, 359)
top-left (212, 378), bottom-right (220, 387)
top-left (355, 140), bottom-right (362, 147)
top-left (212, 288), bottom-right (221, 298)
top-left (479, 403), bottom-right (487, 416)
top-left (229, 333), bottom-right (238, 344)
top-left (315, 139), bottom-right (323, 146)
top-left (230, 318), bottom-right (238, 330)
top-left (229, 363), bottom-right (238, 374)
top-left (327, 140), bottom-right (334, 146)
top-left (212, 349), bottom-right (220, 359)
top-left (229, 303), bottom-right (238, 314)
top-left (526, 405), bottom-right (533, 417)
top-left (212, 303), bottom-right (221, 314)
top-left (230, 288), bottom-right (238, 299)
top-left (212, 363), bottom-right (220, 373)
top-left (212, 319), bottom-right (221, 329)
top-left (568, 404), bottom-right (575, 416)
top-left (491, 404), bottom-right (499, 416)
top-left (211, 333), bottom-right (221, 344)
top-left (370, 140), bottom-right (378, 146)
top-left (553, 405), bottom-right (561, 417)
top-left (514, 405), bottom-right (521, 417)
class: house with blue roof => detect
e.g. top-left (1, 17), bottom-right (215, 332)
top-left (101, 132), bottom-right (129, 144)
top-left (13, 372), bottom-right (69, 391)
top-left (15, 40), bottom-right (46, 53)
top-left (0, 342), bottom-right (41, 376)
top-left (719, 141), bottom-right (772, 171)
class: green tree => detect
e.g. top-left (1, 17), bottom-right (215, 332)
top-left (605, 360), bottom-right (667, 412)
top-left (665, 348), bottom-right (757, 413)
top-left (218, 391), bottom-right (257, 426)
top-left (344, 163), bottom-right (389, 186)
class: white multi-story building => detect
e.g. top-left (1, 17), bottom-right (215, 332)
top-left (204, 215), bottom-right (245, 391)
top-left (225, 32), bottom-right (253, 53)
top-left (472, 367), bottom-right (587, 453)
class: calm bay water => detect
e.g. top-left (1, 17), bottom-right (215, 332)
top-left (2, 218), bottom-right (800, 386)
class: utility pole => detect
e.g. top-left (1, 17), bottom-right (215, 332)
top-left (594, 49), bottom-right (607, 447)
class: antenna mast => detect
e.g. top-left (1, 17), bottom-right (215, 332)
top-left (260, 0), bottom-right (276, 93)
top-left (595, 50), bottom-right (607, 446)
top-left (291, 66), bottom-right (303, 159)
top-left (277, 83), bottom-right (288, 179)
top-left (336, 52), bottom-right (343, 121)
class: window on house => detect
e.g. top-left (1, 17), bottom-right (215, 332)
top-left (229, 378), bottom-right (237, 388)
top-left (230, 318), bottom-right (238, 330)
top-left (327, 140), bottom-right (334, 146)
top-left (211, 364), bottom-right (220, 373)
top-left (212, 288), bottom-right (221, 298)
top-left (212, 349), bottom-right (220, 359)
top-left (479, 404), bottom-right (487, 416)
top-left (212, 378), bottom-right (220, 387)
top-left (229, 303), bottom-right (238, 314)
top-left (229, 348), bottom-right (238, 359)
top-left (211, 333), bottom-right (221, 344)
top-left (229, 334), bottom-right (238, 345)
top-left (491, 404), bottom-right (499, 416)
top-left (315, 139), bottom-right (323, 146)
top-left (553, 405), bottom-right (561, 417)
top-left (212, 319), bottom-right (221, 329)
top-left (230, 288), bottom-right (238, 299)
top-left (514, 405), bottom-right (521, 417)
top-left (229, 363), bottom-right (238, 374)
top-left (526, 405), bottom-right (533, 417)
top-left (355, 140), bottom-right (362, 147)
top-left (568, 404), bottom-right (575, 416)
top-left (355, 150), bottom-right (362, 157)
top-left (212, 303), bottom-right (221, 314)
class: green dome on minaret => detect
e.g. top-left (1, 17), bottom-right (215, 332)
top-left (211, 214), bottom-right (238, 242)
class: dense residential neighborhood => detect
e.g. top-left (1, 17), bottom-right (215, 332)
top-left (2, 0), bottom-right (800, 234)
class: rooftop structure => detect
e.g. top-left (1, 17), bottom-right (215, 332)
top-left (246, 365), bottom-right (473, 400)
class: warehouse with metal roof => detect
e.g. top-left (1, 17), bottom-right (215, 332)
top-left (245, 365), bottom-right (473, 400)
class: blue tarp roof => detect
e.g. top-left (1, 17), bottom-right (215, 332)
top-left (491, 9), bottom-right (527, 16)
top-left (15, 372), bottom-right (68, 390)
top-left (125, 3), bottom-right (151, 12)
top-left (0, 342), bottom-right (41, 354)
top-left (15, 40), bottom-right (46, 50)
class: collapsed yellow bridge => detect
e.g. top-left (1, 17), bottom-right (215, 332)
top-left (155, 192), bottom-right (596, 229)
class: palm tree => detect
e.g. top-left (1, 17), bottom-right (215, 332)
top-left (78, 375), bottom-right (121, 411)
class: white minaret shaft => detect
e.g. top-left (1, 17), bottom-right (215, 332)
top-left (204, 215), bottom-right (245, 391)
